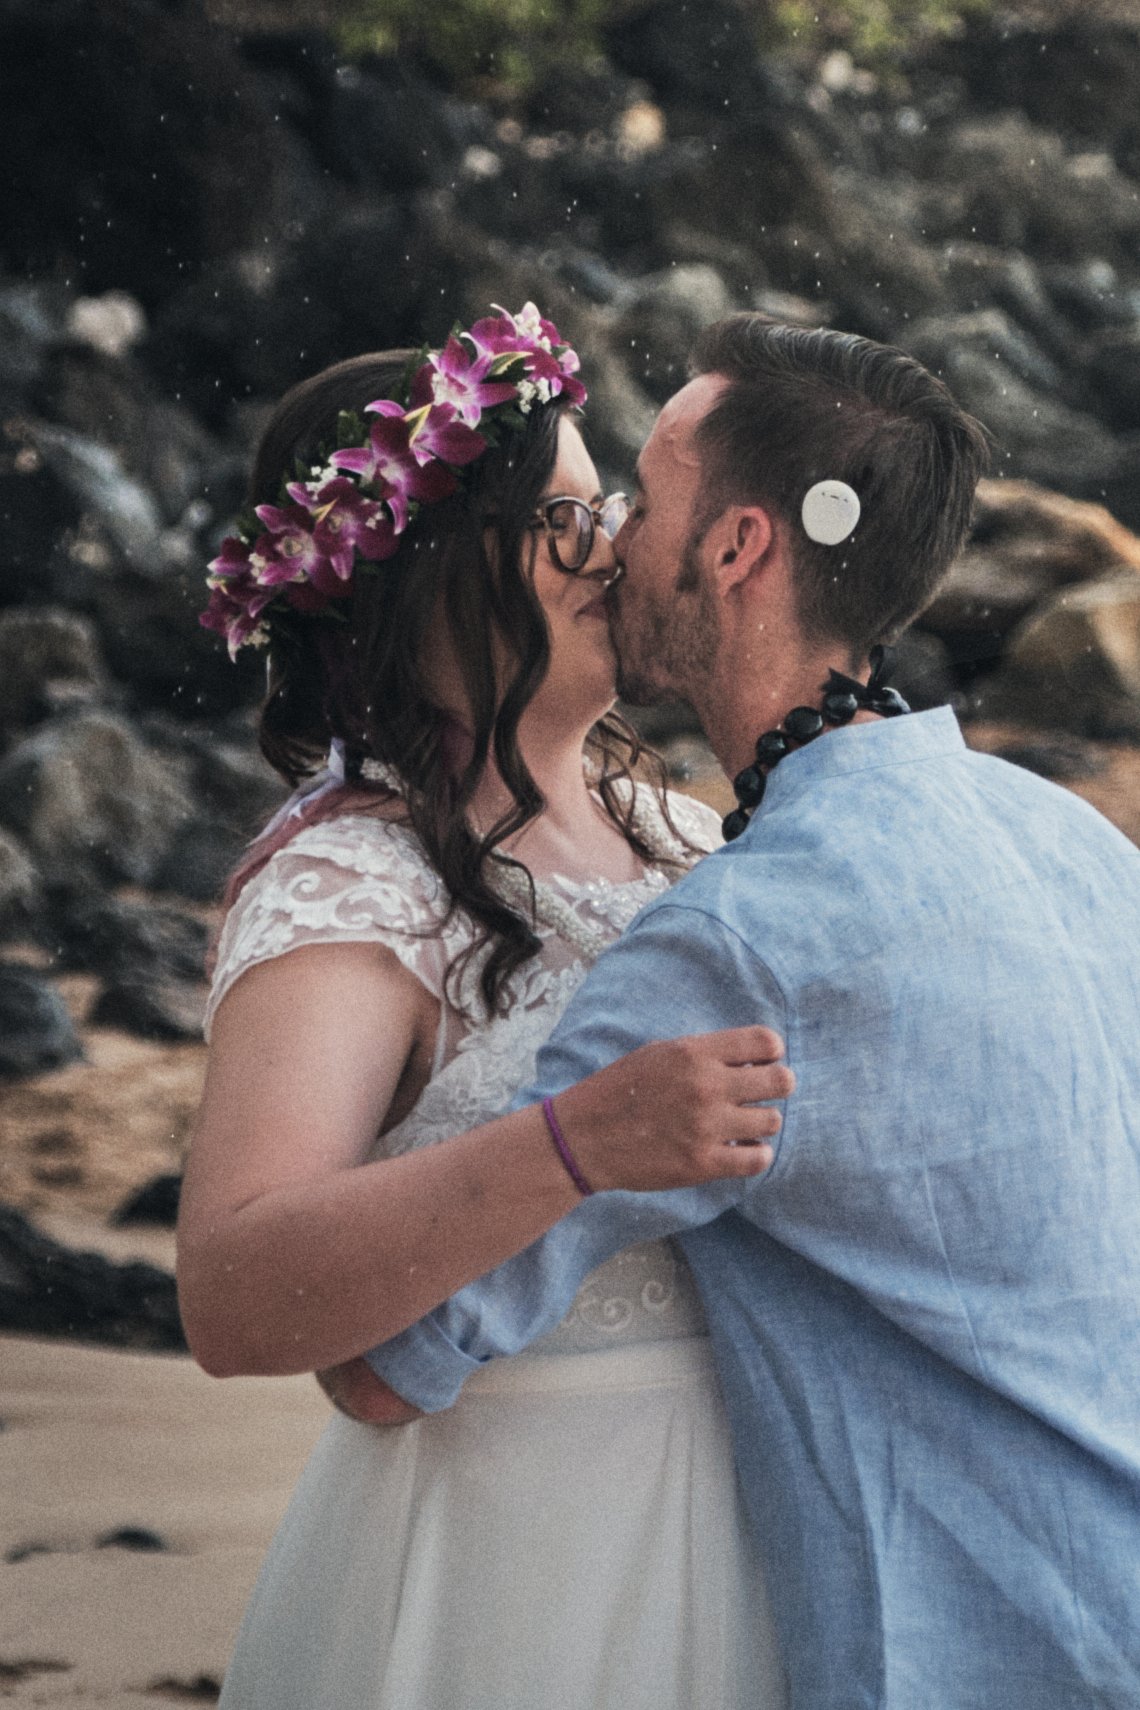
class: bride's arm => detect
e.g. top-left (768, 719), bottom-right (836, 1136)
top-left (357, 903), bottom-right (796, 1416)
top-left (176, 939), bottom-right (788, 1381)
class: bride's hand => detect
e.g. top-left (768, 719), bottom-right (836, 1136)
top-left (317, 1357), bottom-right (424, 1425)
top-left (551, 1025), bottom-right (794, 1194)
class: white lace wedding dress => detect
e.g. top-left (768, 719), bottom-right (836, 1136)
top-left (207, 786), bottom-right (786, 1710)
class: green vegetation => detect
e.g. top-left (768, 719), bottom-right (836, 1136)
top-left (767, 0), bottom-right (992, 64)
top-left (329, 0), bottom-right (993, 91)
top-left (332, 0), bottom-right (613, 91)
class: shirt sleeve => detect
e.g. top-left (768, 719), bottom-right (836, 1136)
top-left (365, 899), bottom-right (789, 1410)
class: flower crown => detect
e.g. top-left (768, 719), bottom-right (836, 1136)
top-left (201, 303), bottom-right (586, 658)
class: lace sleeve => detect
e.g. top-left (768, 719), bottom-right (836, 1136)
top-left (662, 788), bottom-right (724, 856)
top-left (205, 814), bottom-right (469, 1039)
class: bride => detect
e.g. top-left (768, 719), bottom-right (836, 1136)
top-left (177, 304), bottom-right (790, 1709)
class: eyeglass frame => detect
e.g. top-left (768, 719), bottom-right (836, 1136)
top-left (526, 492), bottom-right (630, 576)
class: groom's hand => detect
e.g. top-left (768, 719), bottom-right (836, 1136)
top-left (555, 1024), bottom-right (794, 1193)
top-left (317, 1356), bottom-right (424, 1424)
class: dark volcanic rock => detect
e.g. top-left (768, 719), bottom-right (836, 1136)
top-left (113, 1173), bottom-right (183, 1229)
top-left (88, 560), bottom-right (263, 720)
top-left (992, 737), bottom-right (1105, 783)
top-left (47, 893), bottom-right (208, 984)
top-left (138, 714), bottom-right (288, 835)
top-left (0, 1205), bottom-right (185, 1350)
top-left (30, 424), bottom-right (164, 567)
top-left (90, 975), bottom-right (205, 1042)
top-left (59, 887), bottom-right (210, 1041)
top-left (0, 607), bottom-right (106, 740)
top-left (979, 573), bottom-right (1140, 740)
top-left (929, 114), bottom-right (1140, 269)
top-left (1085, 327), bottom-right (1140, 434)
top-left (147, 200), bottom-right (438, 430)
top-left (40, 344), bottom-right (219, 525)
top-left (97, 1526), bottom-right (170, 1552)
top-left (0, 711), bottom-right (192, 888)
top-left (936, 17), bottom-right (1140, 179)
top-left (922, 479), bottom-right (1140, 678)
top-left (908, 307), bottom-right (1064, 400)
top-left (147, 1675), bottom-right (220, 1702)
top-left (605, 0), bottom-right (774, 114)
top-left (904, 308), bottom-right (1121, 489)
top-left (0, 430), bottom-right (85, 609)
top-left (0, 828), bottom-right (39, 939)
top-left (524, 58), bottom-right (642, 136)
top-left (890, 629), bottom-right (958, 712)
top-left (0, 280), bottom-right (62, 408)
top-left (1041, 259), bottom-right (1138, 338)
top-left (613, 266), bottom-right (735, 403)
top-left (0, 966), bottom-right (82, 1077)
top-left (153, 819), bottom-right (245, 904)
top-left (0, 0), bottom-right (289, 304)
top-left (4, 1541), bottom-right (60, 1564)
top-left (238, 37), bottom-right (477, 199)
top-left (938, 246), bottom-right (1075, 369)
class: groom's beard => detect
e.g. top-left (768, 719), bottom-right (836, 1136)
top-left (610, 536), bottom-right (719, 708)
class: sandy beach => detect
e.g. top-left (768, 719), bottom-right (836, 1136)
top-left (0, 1334), bottom-right (329, 1706)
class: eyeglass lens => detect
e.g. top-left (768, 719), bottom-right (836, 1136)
top-left (546, 494), bottom-right (629, 571)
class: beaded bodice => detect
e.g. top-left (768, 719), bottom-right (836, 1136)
top-left (207, 785), bottom-right (722, 1356)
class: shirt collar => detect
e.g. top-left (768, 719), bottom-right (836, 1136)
top-left (749, 705), bottom-right (966, 821)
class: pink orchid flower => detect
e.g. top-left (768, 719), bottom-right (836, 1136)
top-left (513, 301), bottom-right (564, 348)
top-left (199, 571), bottom-right (274, 660)
top-left (524, 346), bottom-right (587, 407)
top-left (469, 303), bottom-right (557, 358)
top-left (286, 476), bottom-right (400, 563)
top-left (468, 315), bottom-right (533, 361)
top-left (416, 334), bottom-right (517, 428)
top-left (252, 502), bottom-right (353, 587)
top-left (332, 411), bottom-right (456, 530)
top-left (206, 534), bottom-right (257, 582)
top-left (468, 307), bottom-right (586, 406)
top-left (404, 400), bottom-right (487, 468)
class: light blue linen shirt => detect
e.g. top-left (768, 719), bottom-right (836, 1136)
top-left (368, 708), bottom-right (1140, 1708)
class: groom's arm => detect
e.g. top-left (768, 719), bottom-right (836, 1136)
top-left (365, 902), bottom-right (788, 1411)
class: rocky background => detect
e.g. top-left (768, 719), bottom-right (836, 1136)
top-left (3, 0), bottom-right (1140, 1343)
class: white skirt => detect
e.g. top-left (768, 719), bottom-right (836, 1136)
top-left (219, 1337), bottom-right (786, 1710)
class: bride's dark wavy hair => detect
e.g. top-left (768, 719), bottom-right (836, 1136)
top-left (230, 350), bottom-right (680, 1015)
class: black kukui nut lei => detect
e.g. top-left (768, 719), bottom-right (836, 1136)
top-left (721, 643), bottom-right (912, 843)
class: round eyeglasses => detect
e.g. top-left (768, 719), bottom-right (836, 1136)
top-left (529, 493), bottom-right (629, 574)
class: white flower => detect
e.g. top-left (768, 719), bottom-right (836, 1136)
top-left (516, 378), bottom-right (540, 414)
top-left (515, 301), bottom-right (554, 352)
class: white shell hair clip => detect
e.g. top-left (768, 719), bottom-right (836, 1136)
top-left (801, 480), bottom-right (861, 545)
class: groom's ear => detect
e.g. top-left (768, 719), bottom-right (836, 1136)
top-left (709, 506), bottom-right (776, 595)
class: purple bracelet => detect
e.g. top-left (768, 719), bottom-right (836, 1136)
top-left (541, 1097), bottom-right (596, 1197)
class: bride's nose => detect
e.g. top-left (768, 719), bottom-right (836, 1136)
top-left (584, 530), bottom-right (622, 587)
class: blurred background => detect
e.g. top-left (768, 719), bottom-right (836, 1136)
top-left (4, 0), bottom-right (1140, 1397)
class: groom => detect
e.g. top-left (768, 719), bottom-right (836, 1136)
top-left (366, 316), bottom-right (1140, 1705)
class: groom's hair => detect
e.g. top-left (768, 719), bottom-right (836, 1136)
top-left (689, 315), bottom-right (991, 654)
